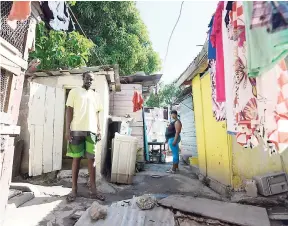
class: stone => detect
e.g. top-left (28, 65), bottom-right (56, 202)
top-left (245, 180), bottom-right (258, 198)
top-left (7, 192), bottom-right (35, 209)
top-left (89, 201), bottom-right (108, 221)
top-left (136, 195), bottom-right (157, 210)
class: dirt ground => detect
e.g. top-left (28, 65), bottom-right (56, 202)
top-left (4, 162), bottom-right (223, 226)
top-left (4, 162), bottom-right (288, 226)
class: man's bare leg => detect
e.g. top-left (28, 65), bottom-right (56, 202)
top-left (88, 158), bottom-right (105, 201)
top-left (67, 158), bottom-right (81, 202)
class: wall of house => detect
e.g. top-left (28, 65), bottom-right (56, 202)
top-left (18, 74), bottom-right (110, 177)
top-left (192, 72), bottom-right (288, 190)
top-left (232, 137), bottom-right (288, 190)
top-left (192, 73), bottom-right (232, 186)
top-left (110, 84), bottom-right (144, 149)
top-left (179, 95), bottom-right (198, 158)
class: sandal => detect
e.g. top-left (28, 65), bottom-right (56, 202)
top-left (66, 191), bottom-right (77, 202)
top-left (89, 191), bottom-right (105, 201)
top-left (166, 168), bottom-right (176, 174)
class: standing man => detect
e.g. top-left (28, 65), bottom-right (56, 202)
top-left (65, 71), bottom-right (105, 202)
top-left (165, 110), bottom-right (182, 173)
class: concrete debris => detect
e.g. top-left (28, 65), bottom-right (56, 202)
top-left (136, 195), bottom-right (157, 210)
top-left (8, 189), bottom-right (22, 200)
top-left (245, 180), bottom-right (258, 198)
top-left (175, 211), bottom-right (231, 226)
top-left (89, 201), bottom-right (108, 221)
top-left (70, 210), bottom-right (86, 220)
top-left (159, 195), bottom-right (270, 226)
top-left (8, 192), bottom-right (35, 209)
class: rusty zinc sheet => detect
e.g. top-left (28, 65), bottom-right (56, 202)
top-left (75, 197), bottom-right (175, 226)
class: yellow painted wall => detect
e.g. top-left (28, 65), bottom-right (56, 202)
top-left (192, 73), bottom-right (232, 186)
top-left (232, 137), bottom-right (288, 190)
top-left (192, 73), bottom-right (288, 189)
top-left (192, 75), bottom-right (207, 175)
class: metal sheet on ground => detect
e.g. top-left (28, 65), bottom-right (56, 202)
top-left (158, 195), bottom-right (270, 226)
top-left (75, 197), bottom-right (175, 226)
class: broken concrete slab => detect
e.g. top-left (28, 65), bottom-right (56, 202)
top-left (8, 189), bottom-right (22, 200)
top-left (8, 192), bottom-right (35, 208)
top-left (158, 195), bottom-right (270, 226)
top-left (268, 207), bottom-right (288, 220)
top-left (10, 182), bottom-right (41, 196)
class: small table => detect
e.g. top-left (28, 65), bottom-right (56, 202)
top-left (148, 141), bottom-right (166, 163)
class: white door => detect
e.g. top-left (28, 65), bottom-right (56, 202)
top-left (28, 82), bottom-right (65, 176)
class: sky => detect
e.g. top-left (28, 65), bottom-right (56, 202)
top-left (136, 1), bottom-right (217, 84)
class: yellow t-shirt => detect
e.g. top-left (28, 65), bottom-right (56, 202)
top-left (66, 87), bottom-right (103, 133)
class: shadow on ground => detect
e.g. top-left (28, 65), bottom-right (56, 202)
top-left (5, 162), bottom-right (223, 226)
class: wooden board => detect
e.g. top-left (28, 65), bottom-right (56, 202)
top-left (29, 125), bottom-right (44, 176)
top-left (28, 83), bottom-right (65, 175)
top-left (42, 87), bottom-right (55, 173)
top-left (159, 195), bottom-right (270, 226)
top-left (0, 136), bottom-right (15, 225)
top-left (52, 88), bottom-right (65, 171)
top-left (28, 83), bottom-right (46, 125)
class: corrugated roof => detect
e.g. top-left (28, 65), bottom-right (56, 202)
top-left (75, 197), bottom-right (175, 226)
top-left (26, 65), bottom-right (121, 91)
top-left (175, 40), bottom-right (208, 87)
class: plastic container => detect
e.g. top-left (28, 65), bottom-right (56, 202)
top-left (111, 133), bottom-right (138, 184)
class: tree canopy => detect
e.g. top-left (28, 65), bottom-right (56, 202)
top-left (30, 22), bottom-right (94, 70)
top-left (71, 1), bottom-right (161, 75)
top-left (145, 82), bottom-right (181, 108)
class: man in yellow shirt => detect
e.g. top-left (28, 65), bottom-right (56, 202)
top-left (65, 71), bottom-right (105, 202)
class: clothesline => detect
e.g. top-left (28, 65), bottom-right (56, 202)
top-left (206, 1), bottom-right (288, 155)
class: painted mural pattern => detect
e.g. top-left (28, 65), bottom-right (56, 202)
top-left (257, 60), bottom-right (288, 154)
top-left (228, 1), bottom-right (288, 154)
top-left (209, 59), bottom-right (226, 121)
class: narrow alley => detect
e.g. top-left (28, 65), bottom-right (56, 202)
top-left (1, 1), bottom-right (288, 226)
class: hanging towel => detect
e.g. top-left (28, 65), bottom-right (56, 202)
top-left (267, 1), bottom-right (288, 33)
top-left (208, 15), bottom-right (226, 121)
top-left (243, 2), bottom-right (288, 78)
top-left (222, 2), bottom-right (236, 133)
top-left (224, 1), bottom-right (233, 28)
top-left (8, 1), bottom-right (31, 22)
top-left (132, 91), bottom-right (143, 112)
top-left (250, 1), bottom-right (272, 29)
top-left (230, 1), bottom-right (259, 148)
top-left (256, 60), bottom-right (288, 154)
top-left (210, 1), bottom-right (226, 102)
top-left (209, 59), bottom-right (226, 121)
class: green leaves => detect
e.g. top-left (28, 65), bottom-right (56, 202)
top-left (71, 1), bottom-right (161, 75)
top-left (29, 22), bottom-right (94, 70)
top-left (145, 83), bottom-right (181, 108)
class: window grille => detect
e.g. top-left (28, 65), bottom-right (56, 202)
top-left (0, 69), bottom-right (12, 113)
top-left (0, 1), bottom-right (30, 55)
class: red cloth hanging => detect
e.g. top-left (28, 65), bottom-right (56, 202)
top-left (132, 91), bottom-right (143, 112)
top-left (8, 1), bottom-right (31, 21)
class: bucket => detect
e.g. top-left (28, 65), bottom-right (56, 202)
top-left (189, 157), bottom-right (198, 166)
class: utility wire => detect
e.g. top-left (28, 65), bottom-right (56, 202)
top-left (163, 1), bottom-right (184, 71)
top-left (68, 5), bottom-right (105, 66)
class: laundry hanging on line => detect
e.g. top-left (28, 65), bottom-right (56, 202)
top-left (210, 1), bottom-right (226, 103)
top-left (40, 1), bottom-right (75, 31)
top-left (243, 1), bottom-right (288, 78)
top-left (132, 91), bottom-right (144, 113)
